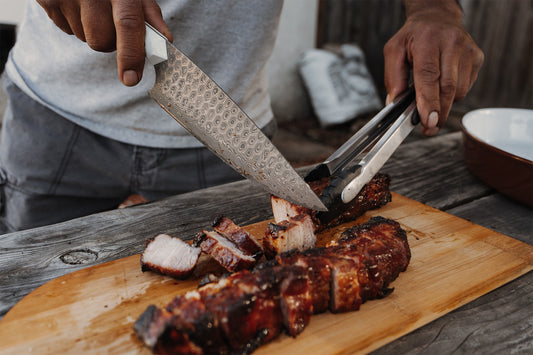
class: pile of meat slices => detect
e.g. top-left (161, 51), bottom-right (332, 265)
top-left (135, 173), bottom-right (411, 354)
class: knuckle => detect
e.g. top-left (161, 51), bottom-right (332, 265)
top-left (86, 35), bottom-right (116, 52)
top-left (440, 79), bottom-right (457, 98)
top-left (115, 14), bottom-right (144, 31)
top-left (417, 62), bottom-right (440, 83)
top-left (454, 85), bottom-right (468, 101)
top-left (383, 40), bottom-right (397, 56)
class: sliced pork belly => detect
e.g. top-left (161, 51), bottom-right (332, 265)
top-left (135, 214), bottom-right (412, 354)
top-left (165, 291), bottom-right (228, 354)
top-left (194, 230), bottom-right (257, 273)
top-left (277, 265), bottom-right (313, 336)
top-left (134, 305), bottom-right (175, 351)
top-left (271, 173), bottom-right (392, 231)
top-left (198, 269), bottom-right (284, 350)
top-left (263, 213), bottom-right (317, 259)
top-left (277, 247), bottom-right (363, 314)
top-left (276, 250), bottom-right (332, 314)
top-left (140, 234), bottom-right (201, 279)
top-left (320, 247), bottom-right (364, 313)
top-left (212, 215), bottom-right (263, 258)
top-left (329, 216), bottom-right (410, 299)
top-left (271, 194), bottom-right (311, 223)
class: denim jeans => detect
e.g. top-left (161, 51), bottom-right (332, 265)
top-left (0, 76), bottom-right (248, 233)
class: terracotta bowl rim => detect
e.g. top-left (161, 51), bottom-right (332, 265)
top-left (460, 108), bottom-right (533, 166)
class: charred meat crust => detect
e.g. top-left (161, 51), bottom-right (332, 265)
top-left (212, 215), bottom-right (263, 258)
top-left (196, 230), bottom-right (257, 273)
top-left (270, 173), bottom-right (392, 233)
top-left (135, 216), bottom-right (410, 354)
top-left (313, 173), bottom-right (392, 229)
top-left (263, 214), bottom-right (317, 259)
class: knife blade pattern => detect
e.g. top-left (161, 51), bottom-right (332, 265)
top-left (149, 43), bottom-right (326, 211)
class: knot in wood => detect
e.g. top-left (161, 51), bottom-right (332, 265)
top-left (60, 249), bottom-right (98, 265)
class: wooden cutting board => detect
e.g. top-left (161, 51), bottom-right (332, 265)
top-left (0, 193), bottom-right (532, 354)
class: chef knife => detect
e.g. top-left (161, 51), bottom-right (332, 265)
top-left (144, 24), bottom-right (327, 211)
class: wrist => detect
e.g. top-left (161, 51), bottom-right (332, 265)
top-left (403, 0), bottom-right (463, 25)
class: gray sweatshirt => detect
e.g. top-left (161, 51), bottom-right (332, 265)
top-left (5, 0), bottom-right (282, 148)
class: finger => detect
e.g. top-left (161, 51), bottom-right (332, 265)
top-left (411, 39), bottom-right (441, 132)
top-left (36, 1), bottom-right (73, 35)
top-left (111, 0), bottom-right (146, 86)
top-left (454, 55), bottom-right (472, 103)
top-left (383, 36), bottom-right (410, 105)
top-left (462, 47), bottom-right (484, 98)
top-left (142, 0), bottom-right (173, 42)
top-left (438, 44), bottom-right (460, 127)
top-left (58, 1), bottom-right (86, 42)
top-left (80, 0), bottom-right (116, 52)
top-left (469, 48), bottom-right (484, 88)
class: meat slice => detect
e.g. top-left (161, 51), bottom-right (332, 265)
top-left (263, 214), bottom-right (317, 259)
top-left (278, 247), bottom-right (363, 314)
top-left (276, 265), bottom-right (313, 336)
top-left (133, 305), bottom-right (204, 355)
top-left (212, 215), bottom-right (263, 258)
top-left (271, 194), bottom-right (310, 224)
top-left (276, 250), bottom-right (332, 314)
top-left (198, 269), bottom-right (284, 351)
top-left (165, 291), bottom-right (228, 354)
top-left (329, 216), bottom-right (410, 299)
top-left (140, 234), bottom-right (201, 279)
top-left (194, 231), bottom-right (257, 273)
top-left (271, 173), bottom-right (392, 231)
top-left (320, 247), bottom-right (364, 313)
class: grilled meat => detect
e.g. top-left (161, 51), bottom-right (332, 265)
top-left (212, 215), bottom-right (263, 258)
top-left (271, 173), bottom-right (392, 231)
top-left (329, 216), bottom-right (410, 299)
top-left (140, 234), bottom-right (201, 279)
top-left (194, 231), bottom-right (257, 273)
top-left (135, 216), bottom-right (410, 354)
top-left (263, 213), bottom-right (317, 259)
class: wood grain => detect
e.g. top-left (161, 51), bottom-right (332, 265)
top-left (1, 193), bottom-right (531, 355)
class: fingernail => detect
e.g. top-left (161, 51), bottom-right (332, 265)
top-left (428, 111), bottom-right (439, 128)
top-left (385, 94), bottom-right (391, 105)
top-left (123, 70), bottom-right (139, 86)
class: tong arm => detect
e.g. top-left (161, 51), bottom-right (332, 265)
top-left (341, 101), bottom-right (418, 203)
top-left (305, 88), bottom-right (416, 183)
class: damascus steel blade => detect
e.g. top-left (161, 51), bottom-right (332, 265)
top-left (149, 42), bottom-right (327, 211)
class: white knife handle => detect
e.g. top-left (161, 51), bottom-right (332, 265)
top-left (145, 23), bottom-right (168, 65)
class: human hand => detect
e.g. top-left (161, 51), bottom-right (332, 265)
top-left (36, 0), bottom-right (173, 86)
top-left (383, 0), bottom-right (484, 136)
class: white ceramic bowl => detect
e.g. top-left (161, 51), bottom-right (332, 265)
top-left (461, 108), bottom-right (533, 206)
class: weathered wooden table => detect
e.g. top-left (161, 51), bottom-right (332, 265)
top-left (1, 131), bottom-right (532, 353)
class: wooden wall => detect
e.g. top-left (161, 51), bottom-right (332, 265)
top-left (317, 0), bottom-right (532, 113)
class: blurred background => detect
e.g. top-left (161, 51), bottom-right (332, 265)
top-left (1, 0), bottom-right (531, 165)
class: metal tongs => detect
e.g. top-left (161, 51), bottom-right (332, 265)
top-left (305, 87), bottom-right (419, 223)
